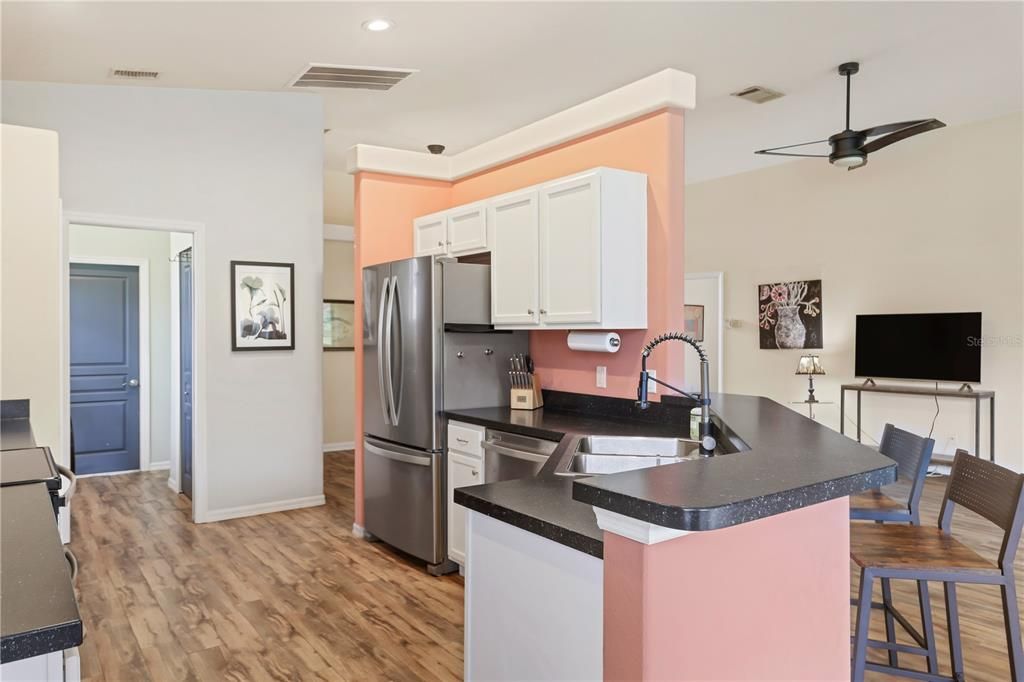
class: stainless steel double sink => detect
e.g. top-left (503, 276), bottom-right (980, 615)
top-left (554, 426), bottom-right (750, 478)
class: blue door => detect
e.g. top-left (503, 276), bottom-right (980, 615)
top-left (69, 263), bottom-right (141, 474)
top-left (179, 249), bottom-right (194, 499)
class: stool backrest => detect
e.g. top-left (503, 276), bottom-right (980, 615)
top-left (941, 449), bottom-right (1024, 571)
top-left (879, 423), bottom-right (935, 519)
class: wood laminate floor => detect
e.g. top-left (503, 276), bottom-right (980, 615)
top-left (71, 454), bottom-right (1020, 681)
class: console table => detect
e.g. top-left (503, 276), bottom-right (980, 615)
top-left (840, 383), bottom-right (995, 461)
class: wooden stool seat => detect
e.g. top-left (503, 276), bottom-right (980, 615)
top-left (851, 451), bottom-right (1024, 682)
top-left (851, 523), bottom-right (1000, 575)
top-left (850, 489), bottom-right (907, 514)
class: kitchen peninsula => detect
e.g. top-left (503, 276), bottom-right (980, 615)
top-left (452, 391), bottom-right (895, 681)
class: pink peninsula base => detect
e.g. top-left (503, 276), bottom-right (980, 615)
top-left (603, 497), bottom-right (851, 681)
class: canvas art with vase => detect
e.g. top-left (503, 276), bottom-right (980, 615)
top-left (758, 280), bottom-right (822, 349)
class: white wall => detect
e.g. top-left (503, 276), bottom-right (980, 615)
top-left (68, 224), bottom-right (175, 468)
top-left (686, 113), bottom-right (1024, 471)
top-left (2, 82), bottom-right (325, 519)
top-left (322, 238), bottom-right (355, 449)
top-left (1, 124), bottom-right (66, 464)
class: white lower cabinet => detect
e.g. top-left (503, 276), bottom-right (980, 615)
top-left (447, 421), bottom-right (486, 568)
top-left (447, 452), bottom-right (481, 566)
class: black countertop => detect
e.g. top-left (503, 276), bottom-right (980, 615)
top-left (0, 483), bottom-right (83, 663)
top-left (0, 407), bottom-right (84, 664)
top-left (450, 391), bottom-right (895, 557)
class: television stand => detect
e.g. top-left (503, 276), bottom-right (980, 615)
top-left (840, 382), bottom-right (995, 462)
top-left (862, 378), bottom-right (877, 387)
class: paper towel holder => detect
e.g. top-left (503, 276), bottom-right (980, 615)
top-left (566, 331), bottom-right (621, 353)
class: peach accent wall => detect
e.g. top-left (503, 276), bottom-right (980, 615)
top-left (603, 498), bottom-right (851, 681)
top-left (451, 109), bottom-right (686, 397)
top-left (351, 111), bottom-right (685, 524)
top-left (352, 172), bottom-right (451, 525)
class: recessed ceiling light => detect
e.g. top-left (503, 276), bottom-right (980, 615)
top-left (362, 18), bottom-right (393, 32)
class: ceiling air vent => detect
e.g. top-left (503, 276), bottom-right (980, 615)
top-left (731, 85), bottom-right (784, 104)
top-left (109, 68), bottom-right (160, 80)
top-left (288, 63), bottom-right (416, 91)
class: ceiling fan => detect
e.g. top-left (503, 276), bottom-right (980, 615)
top-left (754, 62), bottom-right (945, 170)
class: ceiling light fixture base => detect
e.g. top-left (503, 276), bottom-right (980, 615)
top-left (838, 62), bottom-right (860, 77)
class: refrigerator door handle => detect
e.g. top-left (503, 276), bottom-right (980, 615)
top-left (384, 276), bottom-right (399, 425)
top-left (389, 276), bottom-right (403, 426)
top-left (364, 439), bottom-right (432, 467)
top-left (377, 276), bottom-right (391, 425)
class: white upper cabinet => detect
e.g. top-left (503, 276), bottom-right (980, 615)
top-left (539, 172), bottom-right (602, 325)
top-left (446, 202), bottom-right (488, 256)
top-left (412, 166), bottom-right (647, 330)
top-left (413, 211), bottom-right (448, 257)
top-left (413, 203), bottom-right (489, 258)
top-left (489, 189), bottom-right (540, 325)
top-left (496, 167), bottom-right (647, 330)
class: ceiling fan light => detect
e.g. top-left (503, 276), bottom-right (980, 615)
top-left (831, 153), bottom-right (866, 168)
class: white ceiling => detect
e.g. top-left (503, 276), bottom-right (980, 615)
top-left (3, 2), bottom-right (1021, 200)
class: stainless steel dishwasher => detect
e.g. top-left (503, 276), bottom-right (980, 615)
top-left (482, 429), bottom-right (559, 481)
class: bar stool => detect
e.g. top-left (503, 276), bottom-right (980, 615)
top-left (850, 424), bottom-right (938, 672)
top-left (851, 450), bottom-right (1024, 681)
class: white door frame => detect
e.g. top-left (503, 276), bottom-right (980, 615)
top-left (685, 271), bottom-right (724, 392)
top-left (62, 211), bottom-right (208, 523)
top-left (68, 255), bottom-right (152, 473)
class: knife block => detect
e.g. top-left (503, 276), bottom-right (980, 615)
top-left (510, 375), bottom-right (544, 411)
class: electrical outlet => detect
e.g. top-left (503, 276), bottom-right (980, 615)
top-left (647, 369), bottom-right (657, 393)
top-left (596, 366), bottom-right (607, 388)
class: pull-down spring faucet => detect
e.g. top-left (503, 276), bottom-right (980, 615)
top-left (637, 332), bottom-right (718, 456)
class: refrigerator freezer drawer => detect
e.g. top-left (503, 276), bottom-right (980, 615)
top-left (363, 437), bottom-right (444, 564)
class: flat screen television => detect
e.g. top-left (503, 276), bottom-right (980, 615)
top-left (855, 312), bottom-right (982, 383)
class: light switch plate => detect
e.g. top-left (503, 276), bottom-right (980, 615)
top-left (647, 369), bottom-right (657, 393)
top-left (596, 366), bottom-right (607, 388)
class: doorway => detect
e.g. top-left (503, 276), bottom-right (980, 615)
top-left (69, 262), bottom-right (143, 474)
top-left (684, 272), bottom-right (724, 394)
top-left (178, 247), bottom-right (193, 499)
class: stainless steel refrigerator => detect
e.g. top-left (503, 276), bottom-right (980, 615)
top-left (362, 256), bottom-right (526, 573)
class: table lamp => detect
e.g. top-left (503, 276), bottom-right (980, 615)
top-left (796, 354), bottom-right (825, 403)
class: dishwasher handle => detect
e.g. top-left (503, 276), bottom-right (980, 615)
top-left (482, 440), bottom-right (550, 464)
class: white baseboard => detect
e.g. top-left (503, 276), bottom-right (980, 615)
top-left (147, 461), bottom-right (171, 471)
top-left (323, 441), bottom-right (355, 452)
top-left (167, 477), bottom-right (179, 493)
top-left (203, 495), bottom-right (326, 523)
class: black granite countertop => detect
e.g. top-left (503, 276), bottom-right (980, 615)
top-left (0, 402), bottom-right (84, 664)
top-left (450, 391), bottom-right (895, 556)
top-left (0, 483), bottom-right (83, 663)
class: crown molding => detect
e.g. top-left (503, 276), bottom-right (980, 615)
top-left (346, 68), bottom-right (696, 182)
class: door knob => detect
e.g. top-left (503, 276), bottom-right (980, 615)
top-left (123, 378), bottom-right (139, 388)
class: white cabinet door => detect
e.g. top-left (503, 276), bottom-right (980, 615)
top-left (447, 203), bottom-right (488, 256)
top-left (539, 172), bottom-right (602, 324)
top-left (447, 452), bottom-right (481, 566)
top-left (489, 190), bottom-right (540, 325)
top-left (414, 211), bottom-right (448, 257)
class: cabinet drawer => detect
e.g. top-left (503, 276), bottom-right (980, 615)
top-left (448, 421), bottom-right (485, 458)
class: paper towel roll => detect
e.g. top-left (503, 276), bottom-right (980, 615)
top-left (566, 331), bottom-right (621, 353)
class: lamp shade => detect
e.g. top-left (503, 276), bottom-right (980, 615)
top-left (795, 354), bottom-right (825, 375)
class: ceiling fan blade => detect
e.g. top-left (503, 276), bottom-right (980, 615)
top-left (754, 138), bottom-right (830, 158)
top-left (856, 120), bottom-right (928, 137)
top-left (860, 119), bottom-right (946, 154)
